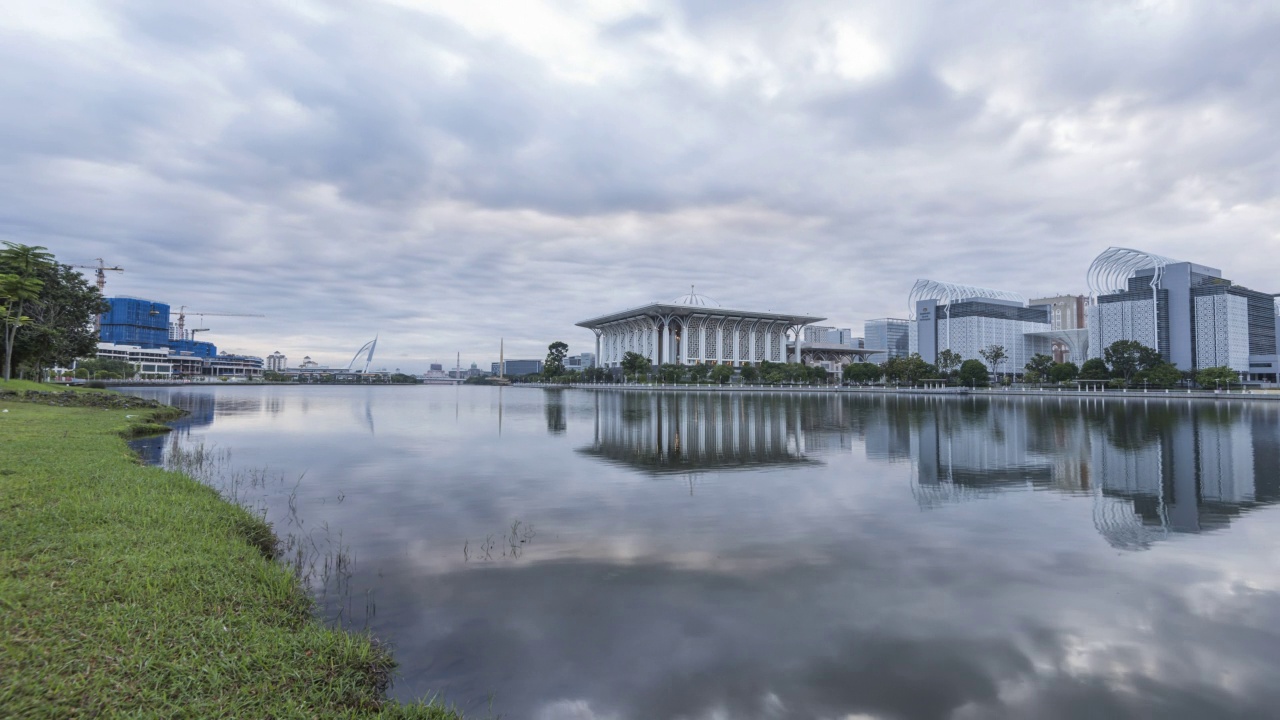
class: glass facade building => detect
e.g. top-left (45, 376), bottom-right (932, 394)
top-left (99, 298), bottom-right (170, 347)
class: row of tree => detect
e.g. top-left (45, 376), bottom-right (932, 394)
top-left (533, 339), bottom-right (1248, 391)
top-left (1, 243), bottom-right (105, 381)
top-left (839, 340), bottom-right (1245, 389)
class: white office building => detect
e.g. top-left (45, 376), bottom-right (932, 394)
top-left (908, 280), bottom-right (1052, 374)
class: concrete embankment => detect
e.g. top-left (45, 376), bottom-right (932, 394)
top-left (0, 383), bottom-right (459, 719)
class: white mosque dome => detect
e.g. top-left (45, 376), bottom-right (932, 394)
top-left (673, 285), bottom-right (720, 307)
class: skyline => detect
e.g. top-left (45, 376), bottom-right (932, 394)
top-left (5, 0), bottom-right (1279, 371)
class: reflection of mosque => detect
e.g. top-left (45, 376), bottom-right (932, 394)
top-left (899, 396), bottom-right (1280, 550)
top-left (578, 392), bottom-right (857, 474)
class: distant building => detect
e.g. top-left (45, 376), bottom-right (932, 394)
top-left (564, 352), bottom-right (596, 370)
top-left (1086, 248), bottom-right (1278, 379)
top-left (429, 363), bottom-right (443, 372)
top-left (491, 359), bottom-right (543, 376)
top-left (864, 319), bottom-right (910, 364)
top-left (266, 351), bottom-right (288, 371)
top-left (576, 288), bottom-right (824, 369)
top-left (95, 343), bottom-right (173, 378)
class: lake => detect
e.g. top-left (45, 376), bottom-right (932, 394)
top-left (125, 385), bottom-right (1280, 720)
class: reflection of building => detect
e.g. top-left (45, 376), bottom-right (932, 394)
top-left (893, 395), bottom-right (1280, 550)
top-left (909, 280), bottom-right (1052, 373)
top-left (579, 392), bottom-right (827, 474)
top-left (1086, 248), bottom-right (1279, 379)
top-left (577, 289), bottom-right (825, 370)
top-left (864, 319), bottom-right (910, 364)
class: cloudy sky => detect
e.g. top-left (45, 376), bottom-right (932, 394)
top-left (3, 0), bottom-right (1278, 370)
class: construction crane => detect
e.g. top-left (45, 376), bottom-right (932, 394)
top-left (71, 258), bottom-right (124, 294)
top-left (173, 306), bottom-right (266, 339)
top-left (71, 259), bottom-right (124, 334)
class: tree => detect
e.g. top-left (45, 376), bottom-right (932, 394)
top-left (883, 354), bottom-right (937, 385)
top-left (1136, 362), bottom-right (1182, 388)
top-left (1103, 340), bottom-right (1161, 384)
top-left (806, 365), bottom-right (829, 384)
top-left (843, 362), bottom-right (881, 384)
top-left (688, 362), bottom-right (710, 382)
top-left (1079, 357), bottom-right (1111, 381)
top-left (659, 363), bottom-right (685, 382)
top-left (1196, 365), bottom-right (1238, 389)
top-left (978, 345), bottom-right (1007, 379)
top-left (1, 243), bottom-right (56, 381)
top-left (740, 364), bottom-right (759, 383)
top-left (709, 364), bottom-right (734, 385)
top-left (543, 341), bottom-right (568, 379)
top-left (11, 262), bottom-right (106, 381)
top-left (1049, 361), bottom-right (1079, 384)
top-left (959, 359), bottom-right (989, 387)
top-left (1024, 353), bottom-right (1054, 383)
top-left (620, 351), bottom-right (650, 380)
top-left (936, 349), bottom-right (963, 376)
top-left (77, 358), bottom-right (133, 377)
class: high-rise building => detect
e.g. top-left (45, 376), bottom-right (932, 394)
top-left (99, 297), bottom-right (170, 347)
top-left (1028, 295), bottom-right (1087, 363)
top-left (490, 359), bottom-right (543, 376)
top-left (908, 280), bottom-right (1051, 373)
top-left (864, 319), bottom-right (910, 364)
top-left (803, 326), bottom-right (858, 346)
top-left (266, 351), bottom-right (288, 371)
top-left (1086, 248), bottom-right (1278, 379)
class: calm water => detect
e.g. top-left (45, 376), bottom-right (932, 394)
top-left (126, 386), bottom-right (1280, 720)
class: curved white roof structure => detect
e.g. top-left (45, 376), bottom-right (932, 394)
top-left (908, 279), bottom-right (1026, 312)
top-left (1086, 247), bottom-right (1181, 297)
top-left (672, 285), bottom-right (719, 307)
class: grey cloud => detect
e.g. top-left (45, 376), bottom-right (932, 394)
top-left (1, 0), bottom-right (1278, 368)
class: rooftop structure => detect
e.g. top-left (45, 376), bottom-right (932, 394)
top-left (576, 290), bottom-right (826, 369)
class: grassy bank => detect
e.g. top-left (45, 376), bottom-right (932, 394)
top-left (0, 384), bottom-right (460, 718)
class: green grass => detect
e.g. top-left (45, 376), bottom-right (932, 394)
top-left (0, 397), bottom-right (462, 719)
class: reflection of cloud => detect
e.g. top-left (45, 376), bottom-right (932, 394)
top-left (132, 387), bottom-right (1280, 719)
top-left (372, 551), bottom-right (1280, 720)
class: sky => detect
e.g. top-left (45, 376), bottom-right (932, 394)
top-left (3, 0), bottom-right (1278, 372)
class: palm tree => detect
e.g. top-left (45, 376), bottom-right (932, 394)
top-left (0, 243), bottom-right (56, 380)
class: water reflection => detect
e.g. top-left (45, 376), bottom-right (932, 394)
top-left (120, 386), bottom-right (1280, 720)
top-left (577, 392), bottom-right (858, 473)
top-left (579, 393), bottom-right (1280, 549)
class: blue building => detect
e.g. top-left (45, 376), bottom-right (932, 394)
top-left (167, 338), bottom-right (218, 358)
top-left (99, 297), bottom-right (170, 347)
